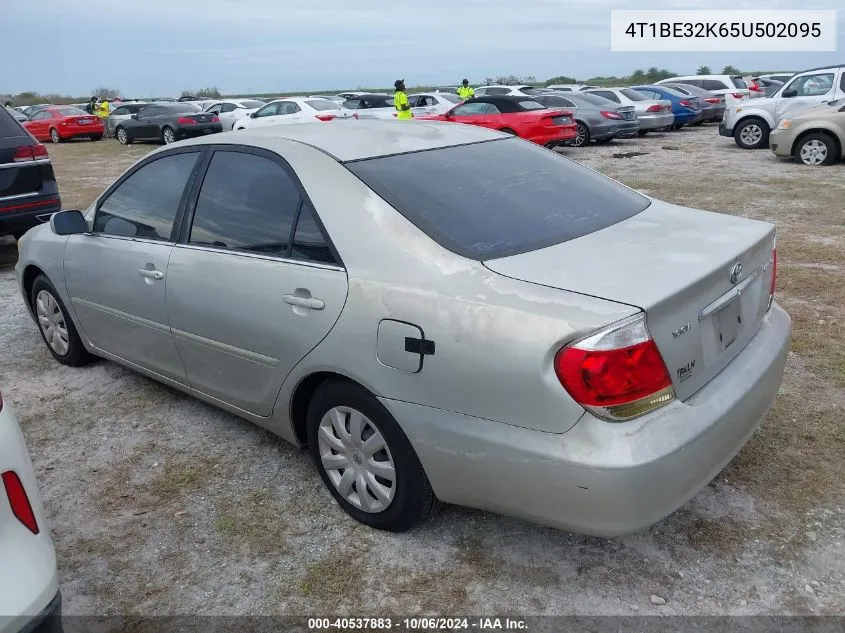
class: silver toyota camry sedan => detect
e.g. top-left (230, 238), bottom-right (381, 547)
top-left (15, 121), bottom-right (791, 536)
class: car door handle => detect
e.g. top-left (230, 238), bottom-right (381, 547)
top-left (138, 268), bottom-right (164, 280)
top-left (283, 294), bottom-right (325, 310)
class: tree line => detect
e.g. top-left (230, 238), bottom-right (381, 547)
top-left (3, 66), bottom-right (793, 106)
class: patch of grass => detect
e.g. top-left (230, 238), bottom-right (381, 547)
top-left (676, 513), bottom-right (752, 559)
top-left (148, 457), bottom-right (221, 503)
top-left (214, 489), bottom-right (288, 554)
top-left (299, 552), bottom-right (365, 602)
top-left (781, 301), bottom-right (845, 387)
top-left (724, 394), bottom-right (845, 517)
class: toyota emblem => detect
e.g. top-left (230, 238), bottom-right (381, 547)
top-left (729, 262), bottom-right (743, 285)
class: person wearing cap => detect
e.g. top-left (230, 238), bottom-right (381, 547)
top-left (97, 99), bottom-right (111, 136)
top-left (393, 79), bottom-right (413, 120)
top-left (457, 79), bottom-right (474, 100)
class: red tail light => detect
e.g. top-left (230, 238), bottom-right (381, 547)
top-left (679, 99), bottom-right (692, 107)
top-left (731, 93), bottom-right (746, 99)
top-left (600, 110), bottom-right (622, 119)
top-left (704, 97), bottom-right (721, 104)
top-left (315, 114), bottom-right (337, 121)
top-left (210, 116), bottom-right (220, 123)
top-left (2, 471), bottom-right (40, 535)
top-left (352, 112), bottom-right (359, 119)
top-left (177, 117), bottom-right (195, 124)
top-left (554, 315), bottom-right (674, 420)
top-left (645, 105), bottom-right (662, 113)
top-left (13, 144), bottom-right (48, 161)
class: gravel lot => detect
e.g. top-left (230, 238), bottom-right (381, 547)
top-left (0, 126), bottom-right (843, 617)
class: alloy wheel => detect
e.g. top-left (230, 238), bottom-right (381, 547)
top-left (740, 124), bottom-right (762, 146)
top-left (317, 406), bottom-right (396, 513)
top-left (799, 140), bottom-right (828, 165)
top-left (163, 128), bottom-right (176, 144)
top-left (574, 123), bottom-right (587, 147)
top-left (49, 128), bottom-right (60, 143)
top-left (117, 128), bottom-right (127, 144)
top-left (36, 290), bottom-right (69, 356)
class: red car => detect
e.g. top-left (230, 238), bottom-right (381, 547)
top-left (23, 106), bottom-right (104, 143)
top-left (420, 95), bottom-right (576, 147)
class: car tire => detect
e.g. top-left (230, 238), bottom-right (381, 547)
top-left (573, 122), bottom-right (590, 147)
top-left (734, 118), bottom-right (769, 150)
top-left (306, 378), bottom-right (439, 532)
top-left (638, 130), bottom-right (648, 136)
top-left (30, 275), bottom-right (94, 367)
top-left (49, 128), bottom-right (61, 143)
top-left (116, 127), bottom-right (131, 145)
top-left (162, 126), bottom-right (176, 144)
top-left (793, 132), bottom-right (839, 166)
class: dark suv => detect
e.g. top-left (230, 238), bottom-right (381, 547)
top-left (0, 106), bottom-right (61, 239)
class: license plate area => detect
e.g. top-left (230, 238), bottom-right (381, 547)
top-left (715, 297), bottom-right (742, 351)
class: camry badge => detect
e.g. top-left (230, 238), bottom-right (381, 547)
top-left (730, 262), bottom-right (742, 285)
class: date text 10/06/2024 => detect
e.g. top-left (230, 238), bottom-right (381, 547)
top-left (307, 618), bottom-right (528, 630)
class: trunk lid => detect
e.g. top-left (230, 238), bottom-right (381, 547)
top-left (483, 200), bottom-right (776, 401)
top-left (617, 106), bottom-right (636, 120)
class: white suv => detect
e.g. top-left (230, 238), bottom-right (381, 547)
top-left (719, 64), bottom-right (845, 149)
top-left (0, 389), bottom-right (62, 633)
top-left (656, 74), bottom-right (751, 100)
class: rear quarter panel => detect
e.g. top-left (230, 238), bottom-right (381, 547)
top-left (266, 141), bottom-right (638, 436)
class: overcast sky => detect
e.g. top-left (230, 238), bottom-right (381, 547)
top-left (4, 0), bottom-right (842, 97)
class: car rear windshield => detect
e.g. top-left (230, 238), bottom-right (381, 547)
top-left (242, 100), bottom-right (265, 109)
top-left (0, 107), bottom-right (26, 137)
top-left (516, 100), bottom-right (545, 110)
top-left (619, 89), bottom-right (647, 101)
top-left (731, 76), bottom-right (748, 88)
top-left (306, 99), bottom-right (340, 111)
top-left (347, 139), bottom-right (650, 260)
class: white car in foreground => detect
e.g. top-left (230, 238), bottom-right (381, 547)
top-left (0, 390), bottom-right (61, 633)
top-left (234, 97), bottom-right (355, 130)
top-left (204, 99), bottom-right (267, 130)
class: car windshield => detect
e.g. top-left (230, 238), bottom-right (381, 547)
top-left (241, 100), bottom-right (265, 109)
top-left (306, 100), bottom-right (340, 111)
top-left (55, 107), bottom-right (87, 116)
top-left (619, 89), bottom-right (648, 101)
top-left (348, 138), bottom-right (650, 260)
top-left (517, 100), bottom-right (546, 110)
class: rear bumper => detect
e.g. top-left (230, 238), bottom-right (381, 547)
top-left (17, 591), bottom-right (62, 633)
top-left (176, 124), bottom-right (223, 139)
top-left (719, 121), bottom-right (734, 137)
top-left (637, 112), bottom-right (674, 131)
top-left (676, 111), bottom-right (702, 126)
top-left (0, 197), bottom-right (60, 237)
top-left (702, 107), bottom-right (726, 122)
top-left (384, 303), bottom-right (791, 536)
top-left (529, 127), bottom-right (577, 146)
top-left (58, 125), bottom-right (103, 140)
top-left (592, 119), bottom-right (640, 139)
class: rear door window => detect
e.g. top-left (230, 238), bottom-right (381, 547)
top-left (188, 151), bottom-right (300, 257)
top-left (291, 200), bottom-right (337, 265)
top-left (731, 77), bottom-right (748, 89)
top-left (593, 90), bottom-right (621, 103)
top-left (702, 80), bottom-right (729, 91)
top-left (348, 139), bottom-right (650, 260)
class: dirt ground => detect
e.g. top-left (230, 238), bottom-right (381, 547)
top-left (0, 126), bottom-right (843, 617)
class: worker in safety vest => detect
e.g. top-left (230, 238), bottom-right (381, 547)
top-left (393, 79), bottom-right (413, 120)
top-left (97, 99), bottom-right (111, 136)
top-left (457, 79), bottom-right (474, 100)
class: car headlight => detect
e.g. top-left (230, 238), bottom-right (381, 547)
top-left (777, 119), bottom-right (792, 130)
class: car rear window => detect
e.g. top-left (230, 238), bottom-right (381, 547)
top-left (0, 107), bottom-right (26, 137)
top-left (731, 76), bottom-right (748, 89)
top-left (619, 89), bottom-right (647, 101)
top-left (242, 100), bottom-right (265, 109)
top-left (306, 99), bottom-right (340, 111)
top-left (348, 139), bottom-right (650, 260)
top-left (516, 100), bottom-right (545, 110)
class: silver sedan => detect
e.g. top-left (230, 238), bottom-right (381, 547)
top-left (15, 121), bottom-right (790, 535)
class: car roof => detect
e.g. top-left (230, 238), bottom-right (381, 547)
top-left (173, 119), bottom-right (505, 162)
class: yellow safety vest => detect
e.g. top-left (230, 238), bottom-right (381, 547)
top-left (98, 103), bottom-right (110, 117)
top-left (394, 91), bottom-right (412, 120)
top-left (457, 86), bottom-right (474, 100)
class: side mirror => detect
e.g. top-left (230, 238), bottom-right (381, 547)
top-left (50, 210), bottom-right (88, 236)
top-left (250, 112), bottom-right (257, 118)
top-left (782, 89), bottom-right (797, 98)
top-left (130, 114), bottom-right (138, 120)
